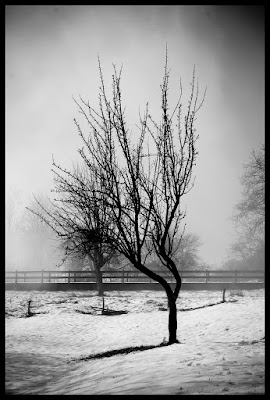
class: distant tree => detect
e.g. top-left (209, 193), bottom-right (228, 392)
top-left (145, 232), bottom-right (203, 272)
top-left (106, 253), bottom-right (132, 271)
top-left (64, 249), bottom-right (130, 272)
top-left (231, 145), bottom-right (265, 269)
top-left (222, 257), bottom-right (244, 271)
top-left (65, 50), bottom-right (206, 344)
top-left (63, 252), bottom-right (86, 271)
top-left (234, 145), bottom-right (265, 231)
top-left (173, 232), bottom-right (203, 271)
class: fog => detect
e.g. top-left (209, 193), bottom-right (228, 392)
top-left (5, 5), bottom-right (264, 270)
top-left (5, 188), bottom-right (63, 271)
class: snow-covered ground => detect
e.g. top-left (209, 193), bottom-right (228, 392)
top-left (5, 289), bottom-right (265, 395)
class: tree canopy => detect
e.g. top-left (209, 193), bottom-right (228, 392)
top-left (27, 49), bottom-right (206, 343)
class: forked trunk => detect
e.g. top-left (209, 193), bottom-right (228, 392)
top-left (135, 260), bottom-right (181, 345)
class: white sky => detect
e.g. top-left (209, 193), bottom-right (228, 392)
top-left (5, 5), bottom-right (264, 267)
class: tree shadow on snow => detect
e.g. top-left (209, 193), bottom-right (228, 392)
top-left (69, 341), bottom-right (180, 363)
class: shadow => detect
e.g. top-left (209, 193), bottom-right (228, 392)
top-left (69, 341), bottom-right (180, 362)
top-left (179, 299), bottom-right (238, 312)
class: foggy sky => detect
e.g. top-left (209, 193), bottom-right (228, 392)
top-left (5, 5), bottom-right (265, 266)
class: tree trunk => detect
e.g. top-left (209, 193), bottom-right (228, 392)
top-left (95, 268), bottom-right (104, 297)
top-left (135, 260), bottom-right (181, 345)
top-left (167, 294), bottom-right (178, 344)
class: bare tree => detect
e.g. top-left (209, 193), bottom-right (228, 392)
top-left (234, 145), bottom-right (264, 231)
top-left (63, 251), bottom-right (86, 271)
top-left (143, 231), bottom-right (203, 273)
top-left (27, 164), bottom-right (116, 296)
top-left (27, 48), bottom-right (205, 342)
top-left (174, 232), bottom-right (203, 271)
top-left (72, 50), bottom-right (206, 344)
top-left (231, 145), bottom-right (265, 267)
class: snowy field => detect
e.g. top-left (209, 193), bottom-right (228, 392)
top-left (5, 289), bottom-right (265, 395)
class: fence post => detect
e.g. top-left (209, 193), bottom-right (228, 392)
top-left (235, 269), bottom-right (237, 283)
top-left (15, 270), bottom-right (18, 285)
top-left (68, 270), bottom-right (70, 284)
top-left (206, 270), bottom-right (209, 283)
top-left (48, 272), bottom-right (51, 283)
top-left (24, 272), bottom-right (26, 283)
top-left (122, 270), bottom-right (124, 283)
top-left (41, 270), bottom-right (44, 284)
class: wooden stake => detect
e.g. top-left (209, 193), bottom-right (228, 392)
top-left (222, 289), bottom-right (226, 303)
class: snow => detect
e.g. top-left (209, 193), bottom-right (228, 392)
top-left (5, 289), bottom-right (265, 395)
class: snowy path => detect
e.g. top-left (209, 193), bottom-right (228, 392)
top-left (5, 289), bottom-right (264, 395)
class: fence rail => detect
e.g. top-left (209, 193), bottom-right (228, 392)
top-left (5, 269), bottom-right (265, 285)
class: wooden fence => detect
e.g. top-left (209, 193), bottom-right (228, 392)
top-left (5, 269), bottom-right (265, 285)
